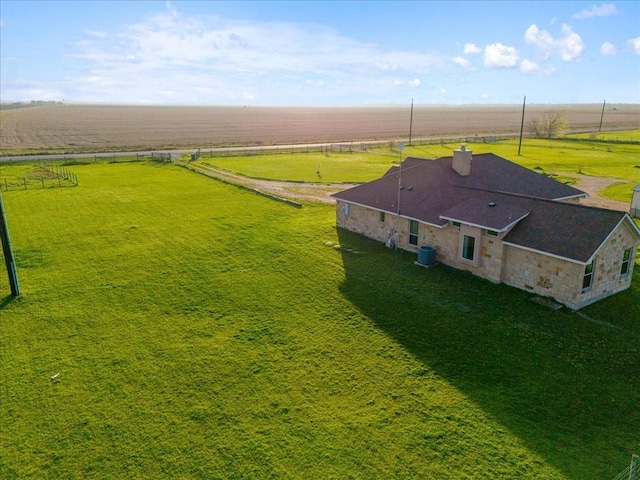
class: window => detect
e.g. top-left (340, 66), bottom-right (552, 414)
top-left (582, 259), bottom-right (595, 292)
top-left (343, 203), bottom-right (349, 216)
top-left (451, 221), bottom-right (461, 228)
top-left (486, 230), bottom-right (498, 237)
top-left (379, 211), bottom-right (385, 223)
top-left (462, 235), bottom-right (475, 261)
top-left (621, 248), bottom-right (632, 276)
top-left (409, 220), bottom-right (419, 246)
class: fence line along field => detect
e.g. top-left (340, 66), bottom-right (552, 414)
top-left (1, 103), bottom-right (639, 155)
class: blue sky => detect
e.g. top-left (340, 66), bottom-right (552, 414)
top-left (1, 1), bottom-right (639, 105)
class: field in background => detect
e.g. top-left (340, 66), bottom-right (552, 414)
top-left (1, 103), bottom-right (639, 155)
top-left (1, 161), bottom-right (638, 479)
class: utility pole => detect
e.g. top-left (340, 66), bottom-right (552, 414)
top-left (0, 190), bottom-right (20, 296)
top-left (599, 99), bottom-right (606, 132)
top-left (408, 98), bottom-right (414, 146)
top-left (518, 95), bottom-right (526, 156)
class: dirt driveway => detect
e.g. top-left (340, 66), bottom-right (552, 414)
top-left (182, 162), bottom-right (356, 204)
top-left (560, 173), bottom-right (631, 211)
top-left (184, 161), bottom-right (633, 212)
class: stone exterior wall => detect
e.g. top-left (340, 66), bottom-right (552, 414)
top-left (575, 220), bottom-right (639, 309)
top-left (336, 200), bottom-right (638, 309)
top-left (501, 247), bottom-right (584, 308)
top-left (335, 200), bottom-right (392, 244)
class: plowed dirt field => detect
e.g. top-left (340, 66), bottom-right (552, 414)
top-left (2, 103), bottom-right (639, 154)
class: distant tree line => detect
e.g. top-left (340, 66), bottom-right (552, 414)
top-left (0, 100), bottom-right (64, 110)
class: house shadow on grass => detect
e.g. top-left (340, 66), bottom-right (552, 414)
top-left (336, 228), bottom-right (640, 480)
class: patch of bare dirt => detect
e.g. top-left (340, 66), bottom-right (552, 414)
top-left (559, 173), bottom-right (631, 211)
top-left (183, 162), bottom-right (357, 204)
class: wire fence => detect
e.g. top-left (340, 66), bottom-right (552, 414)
top-left (0, 161), bottom-right (78, 192)
top-left (0, 153), bottom-right (178, 192)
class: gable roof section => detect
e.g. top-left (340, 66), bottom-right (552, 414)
top-left (439, 192), bottom-right (532, 232)
top-left (440, 153), bottom-right (586, 200)
top-left (502, 201), bottom-right (635, 263)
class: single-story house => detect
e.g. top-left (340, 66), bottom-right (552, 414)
top-left (332, 147), bottom-right (640, 310)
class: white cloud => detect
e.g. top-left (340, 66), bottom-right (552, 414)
top-left (441, 88), bottom-right (447, 94)
top-left (84, 29), bottom-right (107, 38)
top-left (375, 61), bottom-right (398, 71)
top-left (520, 59), bottom-right (539, 73)
top-left (484, 43), bottom-right (519, 68)
top-left (166, 1), bottom-right (178, 17)
top-left (600, 41), bottom-right (616, 56)
top-left (558, 24), bottom-right (584, 61)
top-left (480, 93), bottom-right (489, 99)
top-left (453, 56), bottom-right (475, 71)
top-left (524, 24), bottom-right (554, 60)
top-left (519, 59), bottom-right (555, 75)
top-left (524, 23), bottom-right (583, 62)
top-left (392, 78), bottom-right (421, 87)
top-left (628, 37), bottom-right (640, 54)
top-left (63, 5), bottom-right (443, 104)
top-left (573, 3), bottom-right (618, 19)
top-left (0, 19), bottom-right (5, 28)
top-left (463, 43), bottom-right (481, 54)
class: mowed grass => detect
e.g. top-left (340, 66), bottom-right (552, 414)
top-left (199, 133), bottom-right (640, 202)
top-left (1, 161), bottom-right (639, 479)
top-left (199, 149), bottom-right (400, 183)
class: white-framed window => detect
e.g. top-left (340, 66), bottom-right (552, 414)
top-left (620, 247), bottom-right (632, 277)
top-left (409, 220), bottom-right (419, 246)
top-left (582, 259), bottom-right (595, 292)
top-left (462, 234), bottom-right (476, 261)
top-left (343, 203), bottom-right (349, 216)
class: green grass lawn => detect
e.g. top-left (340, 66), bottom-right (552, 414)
top-left (404, 137), bottom-right (640, 177)
top-left (197, 133), bottom-right (640, 203)
top-left (199, 150), bottom-right (400, 183)
top-left (1, 161), bottom-right (638, 479)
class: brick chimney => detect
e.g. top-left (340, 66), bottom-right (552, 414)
top-left (452, 145), bottom-right (472, 176)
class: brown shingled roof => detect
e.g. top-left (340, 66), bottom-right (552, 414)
top-left (439, 193), bottom-right (531, 232)
top-left (503, 200), bottom-right (632, 263)
top-left (332, 153), bottom-right (639, 263)
top-left (332, 154), bottom-right (586, 225)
